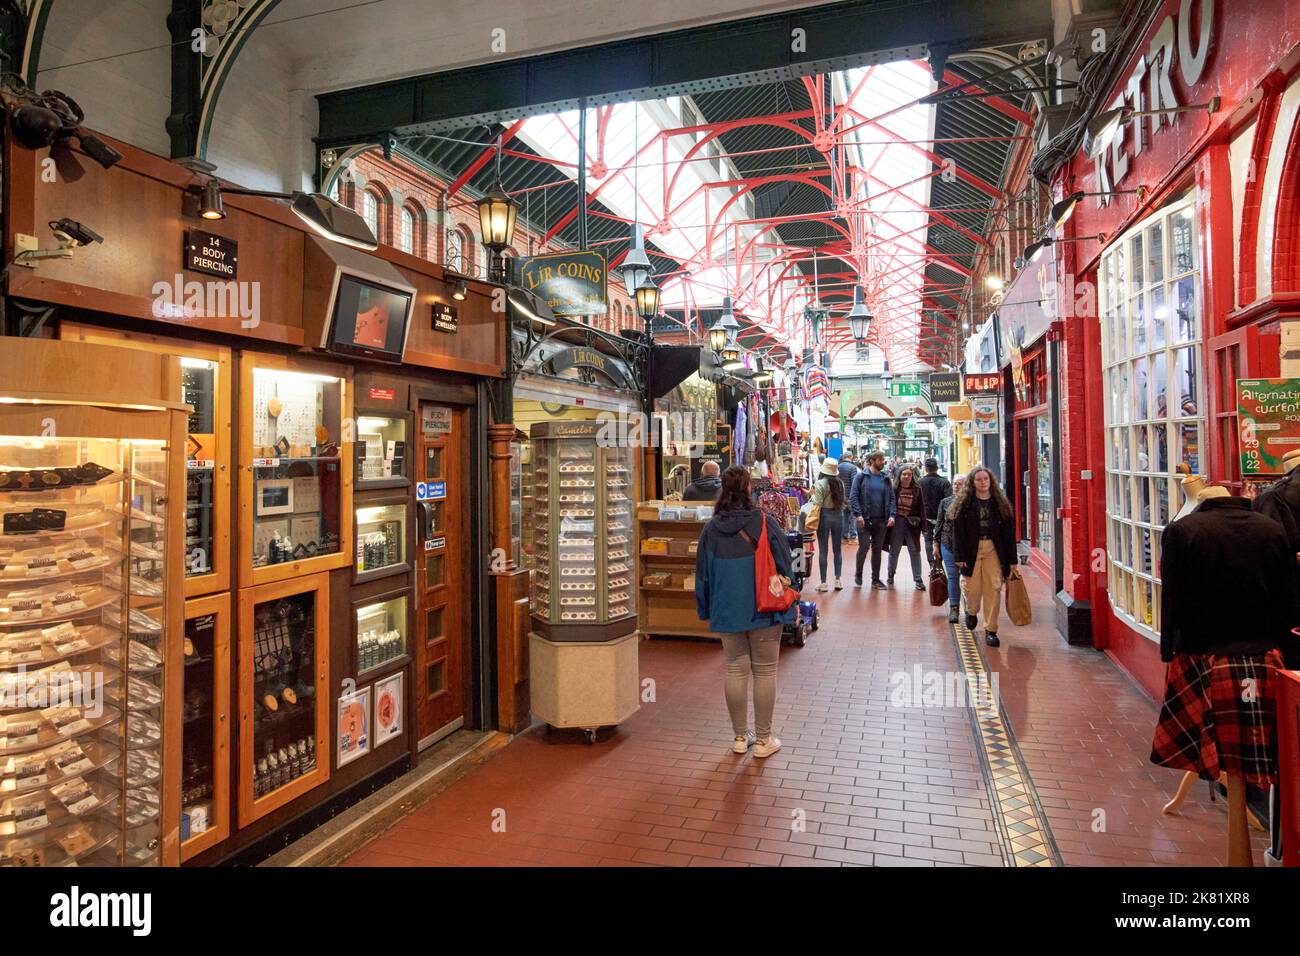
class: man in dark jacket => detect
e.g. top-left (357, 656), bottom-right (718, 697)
top-left (918, 458), bottom-right (952, 571)
top-left (850, 451), bottom-right (895, 589)
top-left (838, 456), bottom-right (859, 541)
top-left (1253, 449), bottom-right (1300, 582)
top-left (683, 461), bottom-right (722, 501)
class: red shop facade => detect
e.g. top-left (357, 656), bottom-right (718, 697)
top-left (1053, 0), bottom-right (1300, 697)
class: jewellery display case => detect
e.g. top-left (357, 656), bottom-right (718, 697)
top-left (529, 421), bottom-right (636, 641)
top-left (58, 325), bottom-right (232, 598)
top-left (0, 337), bottom-right (186, 867)
top-left (237, 573), bottom-right (330, 826)
top-left (239, 353), bottom-right (353, 587)
top-left (354, 591), bottom-right (408, 676)
top-left (355, 414), bottom-right (408, 487)
top-left (180, 594), bottom-right (230, 862)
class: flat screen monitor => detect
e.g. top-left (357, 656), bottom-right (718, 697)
top-left (323, 273), bottom-right (415, 363)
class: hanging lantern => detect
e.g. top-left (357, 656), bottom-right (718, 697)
top-left (634, 274), bottom-right (660, 320)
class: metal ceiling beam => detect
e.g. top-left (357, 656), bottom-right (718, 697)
top-left (315, 0), bottom-right (1055, 145)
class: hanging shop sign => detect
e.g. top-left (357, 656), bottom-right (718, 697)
top-left (889, 382), bottom-right (921, 398)
top-left (519, 250), bottom-right (608, 317)
top-left (546, 346), bottom-right (631, 389)
top-left (971, 397), bottom-right (1001, 434)
top-left (928, 373), bottom-right (961, 403)
top-left (1237, 378), bottom-right (1300, 475)
top-left (964, 373), bottom-right (1001, 396)
top-left (946, 402), bottom-right (974, 422)
top-left (183, 229), bottom-right (238, 279)
top-left (432, 303), bottom-right (458, 333)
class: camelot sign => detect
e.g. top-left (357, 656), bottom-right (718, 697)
top-left (519, 250), bottom-right (608, 318)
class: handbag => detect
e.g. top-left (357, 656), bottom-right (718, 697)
top-left (1005, 567), bottom-right (1032, 626)
top-left (928, 565), bottom-right (948, 607)
top-left (740, 518), bottom-right (799, 613)
top-left (805, 501), bottom-right (821, 531)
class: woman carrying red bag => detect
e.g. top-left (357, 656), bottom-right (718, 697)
top-left (695, 466), bottom-right (797, 758)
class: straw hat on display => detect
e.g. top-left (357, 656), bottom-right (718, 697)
top-left (1283, 448), bottom-right (1300, 472)
top-left (820, 457), bottom-right (840, 477)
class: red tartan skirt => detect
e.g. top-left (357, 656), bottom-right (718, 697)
top-left (1150, 650), bottom-right (1285, 786)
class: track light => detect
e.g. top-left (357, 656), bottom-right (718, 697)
top-left (1021, 233), bottom-right (1108, 264)
top-left (199, 180), bottom-right (224, 220)
top-left (188, 180), bottom-right (378, 250)
top-left (449, 278), bottom-right (468, 301)
top-left (1047, 187), bottom-right (1146, 229)
top-left (1084, 97), bottom-right (1220, 158)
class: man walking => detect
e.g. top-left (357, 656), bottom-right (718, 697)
top-left (683, 460), bottom-right (722, 501)
top-left (919, 457), bottom-right (952, 571)
top-left (850, 450), bottom-right (895, 589)
top-left (838, 455), bottom-right (860, 541)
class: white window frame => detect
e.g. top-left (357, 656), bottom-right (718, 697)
top-left (400, 207), bottom-right (414, 254)
top-left (1099, 192), bottom-right (1204, 642)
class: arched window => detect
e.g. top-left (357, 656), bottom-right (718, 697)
top-left (445, 228), bottom-right (462, 271)
top-left (362, 189), bottom-right (381, 242)
top-left (400, 207), bottom-right (414, 253)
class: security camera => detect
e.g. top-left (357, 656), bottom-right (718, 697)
top-left (49, 218), bottom-right (102, 247)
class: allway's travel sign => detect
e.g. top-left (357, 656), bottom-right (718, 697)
top-left (519, 250), bottom-right (608, 318)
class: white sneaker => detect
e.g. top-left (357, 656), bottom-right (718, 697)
top-left (753, 735), bottom-right (782, 759)
top-left (834, 578), bottom-right (843, 590)
top-left (815, 582), bottom-right (828, 592)
top-left (732, 732), bottom-right (754, 754)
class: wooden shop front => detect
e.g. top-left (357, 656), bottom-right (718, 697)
top-left (1, 131), bottom-right (509, 864)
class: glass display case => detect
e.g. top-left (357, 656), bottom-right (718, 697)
top-left (0, 438), bottom-right (173, 867)
top-left (355, 415), bottom-right (408, 486)
top-left (510, 439), bottom-right (523, 569)
top-left (528, 421), bottom-right (636, 641)
top-left (180, 594), bottom-right (230, 862)
top-left (354, 502), bottom-right (407, 580)
top-left (237, 574), bottom-right (330, 826)
top-left (58, 325), bottom-right (232, 597)
top-left (355, 592), bottom-right (408, 676)
top-left (240, 353), bottom-right (353, 586)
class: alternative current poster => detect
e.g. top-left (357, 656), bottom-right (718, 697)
top-left (1237, 377), bottom-right (1300, 475)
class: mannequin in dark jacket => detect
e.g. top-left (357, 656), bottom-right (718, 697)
top-left (1253, 449), bottom-right (1300, 586)
top-left (949, 467), bottom-right (1017, 646)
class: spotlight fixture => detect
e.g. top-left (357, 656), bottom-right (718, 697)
top-left (1021, 233), bottom-right (1108, 264)
top-left (188, 179), bottom-right (377, 250)
top-left (1084, 97), bottom-right (1220, 158)
top-left (449, 277), bottom-right (468, 301)
top-left (846, 285), bottom-right (873, 342)
top-left (1047, 186), bottom-right (1147, 229)
top-left (985, 276), bottom-right (1005, 291)
top-left (2, 83), bottom-right (122, 182)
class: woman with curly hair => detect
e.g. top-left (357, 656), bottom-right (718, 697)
top-left (949, 467), bottom-right (1018, 646)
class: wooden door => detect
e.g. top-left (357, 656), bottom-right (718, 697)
top-left (415, 403), bottom-right (468, 746)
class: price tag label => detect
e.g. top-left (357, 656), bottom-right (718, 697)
top-left (252, 458), bottom-right (280, 468)
top-left (25, 557), bottom-right (58, 578)
top-left (186, 460), bottom-right (214, 470)
top-left (3, 649), bottom-right (44, 665)
top-left (51, 593), bottom-right (86, 615)
top-left (55, 639), bottom-right (91, 656)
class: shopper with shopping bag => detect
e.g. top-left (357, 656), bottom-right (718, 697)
top-left (950, 467), bottom-right (1018, 647)
top-left (931, 474), bottom-right (966, 622)
top-left (695, 466), bottom-right (797, 758)
top-left (809, 457), bottom-right (847, 591)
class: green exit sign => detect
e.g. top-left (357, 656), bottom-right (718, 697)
top-left (890, 382), bottom-right (921, 397)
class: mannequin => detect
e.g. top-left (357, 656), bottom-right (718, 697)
top-left (1152, 483), bottom-right (1300, 866)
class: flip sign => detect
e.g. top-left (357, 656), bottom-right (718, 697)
top-left (964, 373), bottom-right (1001, 396)
top-left (416, 480), bottom-right (446, 502)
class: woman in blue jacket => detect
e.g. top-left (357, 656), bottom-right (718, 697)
top-left (695, 465), bottom-right (796, 758)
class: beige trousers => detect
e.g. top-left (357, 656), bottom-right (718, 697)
top-left (961, 539), bottom-right (1004, 632)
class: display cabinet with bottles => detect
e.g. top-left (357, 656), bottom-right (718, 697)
top-left (58, 325), bottom-right (232, 598)
top-left (529, 421), bottom-right (636, 641)
top-left (180, 594), bottom-right (230, 862)
top-left (354, 501), bottom-right (408, 582)
top-left (237, 573), bottom-right (330, 826)
top-left (0, 338), bottom-right (186, 867)
top-left (240, 353), bottom-right (353, 587)
top-left (354, 414), bottom-right (408, 489)
top-left (354, 590), bottom-right (409, 677)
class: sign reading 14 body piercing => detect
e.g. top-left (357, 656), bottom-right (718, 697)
top-left (416, 480), bottom-right (446, 501)
top-left (1237, 377), bottom-right (1300, 475)
top-left (184, 229), bottom-right (238, 279)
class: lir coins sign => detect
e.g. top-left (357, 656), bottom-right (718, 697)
top-left (519, 250), bottom-right (608, 318)
top-left (1237, 378), bottom-right (1300, 475)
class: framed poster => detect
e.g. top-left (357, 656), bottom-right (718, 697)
top-left (373, 672), bottom-right (403, 747)
top-left (254, 478), bottom-right (294, 516)
top-left (336, 687), bottom-right (371, 767)
top-left (1237, 378), bottom-right (1300, 475)
top-left (971, 397), bottom-right (1000, 434)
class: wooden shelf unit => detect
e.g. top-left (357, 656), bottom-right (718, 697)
top-left (636, 517), bottom-right (715, 640)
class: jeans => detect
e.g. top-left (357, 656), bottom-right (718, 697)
top-left (961, 539), bottom-right (1005, 631)
top-left (718, 625), bottom-right (782, 739)
top-left (853, 517), bottom-right (890, 582)
top-left (888, 521), bottom-right (923, 584)
top-left (940, 543), bottom-right (960, 608)
top-left (842, 506), bottom-right (856, 539)
top-left (816, 509), bottom-right (844, 581)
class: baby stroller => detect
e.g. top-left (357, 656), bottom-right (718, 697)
top-left (781, 528), bottom-right (819, 647)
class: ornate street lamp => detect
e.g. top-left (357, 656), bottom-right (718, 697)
top-left (634, 274), bottom-right (661, 321)
top-left (476, 132), bottom-right (518, 282)
top-left (846, 285), bottom-right (873, 342)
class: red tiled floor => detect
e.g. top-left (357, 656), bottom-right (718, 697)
top-left (340, 541), bottom-right (1257, 867)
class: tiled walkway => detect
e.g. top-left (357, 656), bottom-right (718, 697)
top-left (343, 543), bottom-right (1262, 867)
